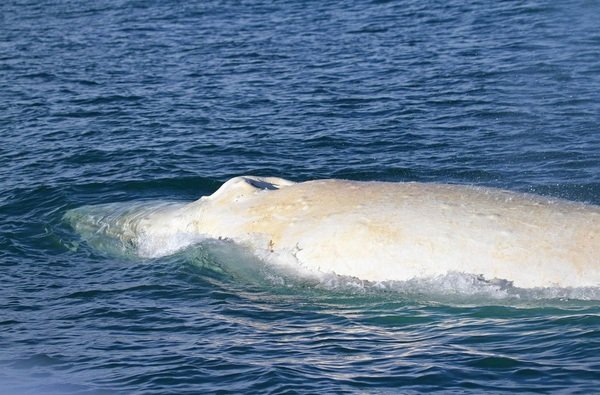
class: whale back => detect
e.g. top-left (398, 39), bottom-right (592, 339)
top-left (193, 177), bottom-right (600, 288)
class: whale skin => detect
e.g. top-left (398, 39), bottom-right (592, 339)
top-left (116, 176), bottom-right (600, 289)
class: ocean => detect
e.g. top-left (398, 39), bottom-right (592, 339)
top-left (1, 0), bottom-right (599, 393)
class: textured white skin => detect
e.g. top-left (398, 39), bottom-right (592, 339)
top-left (135, 176), bottom-right (599, 288)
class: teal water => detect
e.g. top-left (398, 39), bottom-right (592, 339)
top-left (1, 0), bottom-right (599, 393)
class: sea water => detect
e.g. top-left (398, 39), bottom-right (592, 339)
top-left (1, 0), bottom-right (599, 393)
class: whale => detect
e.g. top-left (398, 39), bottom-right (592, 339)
top-left (66, 176), bottom-right (600, 289)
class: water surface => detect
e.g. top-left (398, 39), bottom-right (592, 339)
top-left (1, 0), bottom-right (599, 393)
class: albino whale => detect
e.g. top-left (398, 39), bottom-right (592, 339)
top-left (67, 176), bottom-right (600, 289)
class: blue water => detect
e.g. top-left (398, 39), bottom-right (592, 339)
top-left (1, 0), bottom-right (599, 393)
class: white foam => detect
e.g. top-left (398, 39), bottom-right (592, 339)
top-left (259, 263), bottom-right (600, 303)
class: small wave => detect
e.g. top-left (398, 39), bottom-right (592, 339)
top-left (255, 261), bottom-right (600, 305)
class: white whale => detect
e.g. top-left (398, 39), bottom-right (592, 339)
top-left (67, 176), bottom-right (600, 288)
